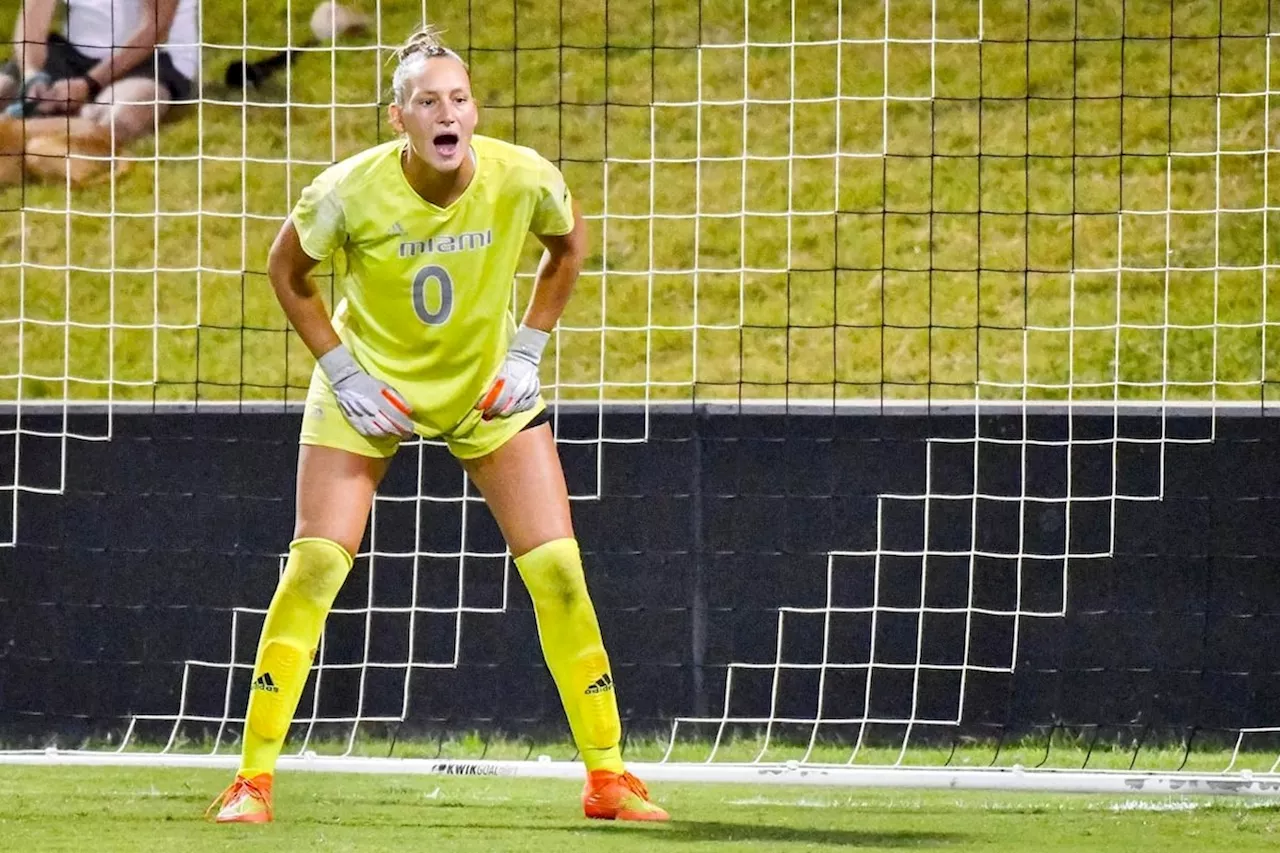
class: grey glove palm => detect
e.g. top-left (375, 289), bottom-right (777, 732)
top-left (318, 344), bottom-right (415, 438)
top-left (476, 325), bottom-right (549, 420)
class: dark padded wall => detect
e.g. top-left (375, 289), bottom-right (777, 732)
top-left (2, 410), bottom-right (1279, 747)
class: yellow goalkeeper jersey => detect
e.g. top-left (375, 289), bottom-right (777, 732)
top-left (289, 134), bottom-right (574, 435)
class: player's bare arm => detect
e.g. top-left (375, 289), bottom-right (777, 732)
top-left (523, 200), bottom-right (587, 333)
top-left (475, 202), bottom-right (588, 420)
top-left (267, 219), bottom-right (340, 360)
top-left (269, 219), bottom-right (414, 438)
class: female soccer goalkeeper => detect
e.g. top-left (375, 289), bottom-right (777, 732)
top-left (208, 27), bottom-right (667, 825)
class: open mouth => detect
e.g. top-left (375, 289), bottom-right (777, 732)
top-left (432, 133), bottom-right (460, 158)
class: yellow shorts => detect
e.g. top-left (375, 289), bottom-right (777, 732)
top-left (298, 366), bottom-right (547, 461)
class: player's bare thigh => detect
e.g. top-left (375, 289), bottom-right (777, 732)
top-left (294, 443), bottom-right (392, 557)
top-left (79, 77), bottom-right (173, 144)
top-left (461, 424), bottom-right (574, 558)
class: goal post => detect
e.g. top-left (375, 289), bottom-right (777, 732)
top-left (4, 0), bottom-right (1280, 796)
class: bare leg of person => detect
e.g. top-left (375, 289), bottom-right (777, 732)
top-left (461, 424), bottom-right (668, 819)
top-left (239, 445), bottom-right (390, 778)
top-left (79, 77), bottom-right (173, 145)
top-left (461, 423), bottom-right (574, 555)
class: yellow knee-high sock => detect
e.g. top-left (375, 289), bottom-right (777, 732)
top-left (239, 537), bottom-right (353, 778)
top-left (515, 538), bottom-right (625, 774)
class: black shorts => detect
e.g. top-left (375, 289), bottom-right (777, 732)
top-left (521, 409), bottom-right (551, 432)
top-left (2, 33), bottom-right (192, 101)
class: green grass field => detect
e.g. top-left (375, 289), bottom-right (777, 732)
top-left (9, 765), bottom-right (1280, 852)
top-left (8, 766), bottom-right (1280, 852)
top-left (4, 0), bottom-right (1280, 404)
top-left (12, 738), bottom-right (1280, 850)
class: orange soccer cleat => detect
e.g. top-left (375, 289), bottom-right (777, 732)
top-left (582, 769), bottom-right (669, 822)
top-left (206, 772), bottom-right (274, 823)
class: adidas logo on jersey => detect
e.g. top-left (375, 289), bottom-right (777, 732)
top-left (252, 672), bottom-right (280, 694)
top-left (398, 228), bottom-right (493, 257)
top-left (389, 221), bottom-right (407, 236)
top-left (584, 673), bottom-right (614, 695)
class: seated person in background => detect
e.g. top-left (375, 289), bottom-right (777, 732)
top-left (0, 0), bottom-right (198, 184)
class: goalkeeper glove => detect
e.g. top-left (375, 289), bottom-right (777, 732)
top-left (317, 344), bottom-right (415, 438)
top-left (476, 324), bottom-right (549, 421)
